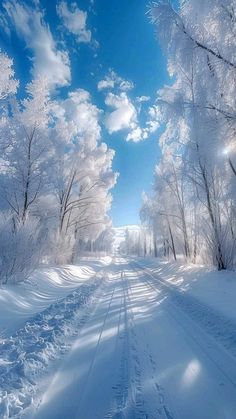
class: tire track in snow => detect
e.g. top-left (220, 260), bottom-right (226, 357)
top-left (127, 268), bottom-right (175, 419)
top-left (75, 277), bottom-right (118, 418)
top-left (105, 268), bottom-right (143, 419)
top-left (107, 271), bottom-right (133, 419)
top-left (131, 261), bottom-right (236, 390)
top-left (126, 273), bottom-right (148, 419)
top-left (133, 260), bottom-right (236, 360)
top-left (123, 270), bottom-right (144, 419)
top-left (110, 266), bottom-right (174, 419)
top-left (105, 275), bottom-right (125, 419)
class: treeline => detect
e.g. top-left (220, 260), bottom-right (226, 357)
top-left (138, 1), bottom-right (236, 270)
top-left (0, 52), bottom-right (116, 283)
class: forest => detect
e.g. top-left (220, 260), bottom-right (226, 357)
top-left (124, 1), bottom-right (236, 271)
top-left (0, 55), bottom-right (116, 283)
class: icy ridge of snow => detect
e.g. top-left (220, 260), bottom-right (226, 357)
top-left (0, 274), bottom-right (104, 418)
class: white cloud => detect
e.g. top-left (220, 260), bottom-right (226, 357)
top-left (98, 78), bottom-right (115, 91)
top-left (136, 95), bottom-right (150, 103)
top-left (119, 80), bottom-right (134, 91)
top-left (2, 1), bottom-right (71, 89)
top-left (98, 70), bottom-right (134, 92)
top-left (104, 93), bottom-right (160, 142)
top-left (127, 127), bottom-right (146, 142)
top-left (53, 88), bottom-right (101, 150)
top-left (105, 92), bottom-right (137, 135)
top-left (104, 92), bottom-right (148, 142)
top-left (99, 71), bottom-right (159, 142)
top-left (146, 105), bottom-right (161, 133)
top-left (57, 1), bottom-right (91, 44)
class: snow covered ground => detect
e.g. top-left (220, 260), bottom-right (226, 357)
top-left (0, 257), bottom-right (111, 337)
top-left (135, 257), bottom-right (236, 322)
top-left (0, 257), bottom-right (111, 417)
top-left (1, 257), bottom-right (236, 418)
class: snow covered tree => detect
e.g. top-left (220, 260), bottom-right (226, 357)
top-left (48, 89), bottom-right (117, 263)
top-left (0, 51), bottom-right (18, 101)
top-left (0, 77), bottom-right (51, 224)
top-left (0, 52), bottom-right (117, 281)
top-left (145, 0), bottom-right (236, 269)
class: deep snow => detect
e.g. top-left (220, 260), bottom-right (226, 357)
top-left (1, 257), bottom-right (236, 418)
top-left (0, 257), bottom-right (111, 337)
top-left (0, 257), bottom-right (111, 418)
top-left (136, 258), bottom-right (236, 322)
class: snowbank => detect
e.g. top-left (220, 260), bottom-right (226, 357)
top-left (0, 257), bottom-right (111, 418)
top-left (135, 258), bottom-right (236, 322)
top-left (0, 257), bottom-right (111, 337)
top-left (0, 278), bottom-right (103, 418)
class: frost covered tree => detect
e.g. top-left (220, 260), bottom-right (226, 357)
top-left (0, 78), bottom-right (51, 224)
top-left (48, 89), bottom-right (117, 263)
top-left (0, 51), bottom-right (18, 101)
top-left (143, 0), bottom-right (236, 269)
top-left (0, 52), bottom-right (18, 151)
top-left (0, 52), bottom-right (117, 282)
top-left (0, 63), bottom-right (51, 281)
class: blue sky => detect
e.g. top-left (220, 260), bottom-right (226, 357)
top-left (0, 0), bottom-right (173, 227)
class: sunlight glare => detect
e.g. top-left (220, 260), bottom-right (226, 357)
top-left (182, 359), bottom-right (201, 388)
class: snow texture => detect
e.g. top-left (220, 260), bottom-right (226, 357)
top-left (1, 257), bottom-right (236, 418)
top-left (0, 275), bottom-right (103, 418)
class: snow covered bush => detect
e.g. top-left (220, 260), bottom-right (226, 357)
top-left (0, 214), bottom-right (45, 284)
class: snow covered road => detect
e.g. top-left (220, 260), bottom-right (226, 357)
top-left (27, 257), bottom-right (236, 419)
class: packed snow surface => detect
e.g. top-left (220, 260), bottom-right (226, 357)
top-left (1, 257), bottom-right (236, 418)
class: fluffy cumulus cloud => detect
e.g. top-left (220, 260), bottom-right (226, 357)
top-left (105, 92), bottom-right (137, 135)
top-left (146, 105), bottom-right (160, 134)
top-left (127, 126), bottom-right (145, 142)
top-left (53, 88), bottom-right (101, 150)
top-left (2, 1), bottom-right (71, 89)
top-left (103, 90), bottom-right (160, 142)
top-left (99, 70), bottom-right (160, 142)
top-left (98, 70), bottom-right (134, 92)
top-left (57, 1), bottom-right (91, 44)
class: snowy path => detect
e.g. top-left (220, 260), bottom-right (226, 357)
top-left (22, 258), bottom-right (236, 418)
